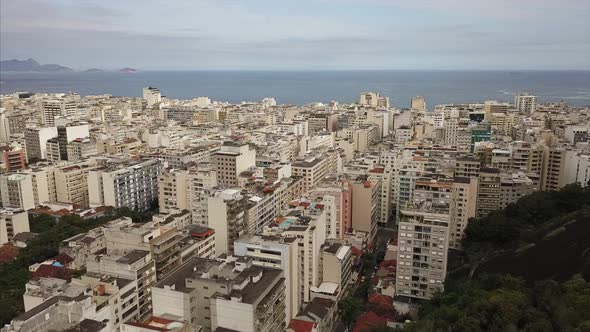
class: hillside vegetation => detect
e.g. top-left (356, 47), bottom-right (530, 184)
top-left (403, 184), bottom-right (590, 332)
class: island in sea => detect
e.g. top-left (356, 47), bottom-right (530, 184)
top-left (0, 58), bottom-right (72, 72)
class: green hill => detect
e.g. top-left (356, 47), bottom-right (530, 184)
top-left (403, 184), bottom-right (590, 332)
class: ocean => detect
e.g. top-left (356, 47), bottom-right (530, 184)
top-left (1, 70), bottom-right (589, 108)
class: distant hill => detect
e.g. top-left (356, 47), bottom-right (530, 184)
top-left (85, 68), bottom-right (104, 73)
top-left (0, 58), bottom-right (72, 72)
top-left (119, 67), bottom-right (137, 73)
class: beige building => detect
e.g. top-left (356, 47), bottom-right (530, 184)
top-left (411, 96), bottom-right (427, 112)
top-left (292, 156), bottom-right (330, 192)
top-left (350, 174), bottom-right (381, 243)
top-left (454, 156), bottom-right (480, 178)
top-left (207, 189), bottom-right (255, 256)
top-left (0, 209), bottom-right (30, 245)
top-left (67, 138), bottom-right (97, 161)
top-left (54, 162), bottom-right (97, 208)
top-left (158, 169), bottom-right (189, 213)
top-left (359, 92), bottom-right (390, 108)
top-left (542, 145), bottom-right (567, 191)
top-left (102, 217), bottom-right (182, 279)
top-left (315, 242), bottom-right (352, 300)
top-left (234, 234), bottom-right (300, 323)
top-left (86, 250), bottom-right (156, 322)
top-left (213, 141), bottom-right (256, 188)
top-left (449, 177), bottom-right (478, 249)
top-left (152, 256), bottom-right (286, 332)
top-left (476, 168), bottom-right (501, 218)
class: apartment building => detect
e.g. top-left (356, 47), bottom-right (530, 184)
top-left (515, 93), bottom-right (537, 113)
top-left (309, 177), bottom-right (352, 240)
top-left (499, 172), bottom-right (537, 209)
top-left (158, 169), bottom-right (189, 213)
top-left (264, 203), bottom-right (327, 304)
top-left (188, 166), bottom-right (218, 226)
top-left (2, 147), bottom-right (26, 173)
top-left (397, 179), bottom-right (451, 300)
top-left (152, 256), bottom-right (286, 332)
top-left (208, 189), bottom-right (256, 256)
top-left (292, 156), bottom-right (330, 192)
top-left (86, 250), bottom-right (156, 322)
top-left (67, 138), bottom-right (97, 161)
top-left (315, 242), bottom-right (352, 301)
top-left (234, 234), bottom-right (300, 322)
top-left (24, 127), bottom-right (58, 161)
top-left (476, 168), bottom-right (501, 218)
top-left (54, 162), bottom-right (97, 208)
top-left (541, 145), bottom-right (567, 191)
top-left (454, 156), bottom-right (480, 178)
top-left (0, 209), bottom-right (30, 245)
top-left (359, 92), bottom-right (390, 108)
top-left (103, 217), bottom-right (182, 279)
top-left (88, 159), bottom-right (162, 211)
top-left (448, 177), bottom-right (478, 249)
top-left (213, 141), bottom-right (256, 188)
top-left (0, 173), bottom-right (34, 210)
top-left (350, 174), bottom-right (381, 243)
top-left (143, 87), bottom-right (162, 108)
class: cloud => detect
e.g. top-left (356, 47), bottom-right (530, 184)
top-left (1, 0), bottom-right (589, 69)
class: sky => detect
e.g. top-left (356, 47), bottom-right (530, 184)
top-left (1, 0), bottom-right (589, 70)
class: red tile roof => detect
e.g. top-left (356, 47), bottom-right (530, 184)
top-left (368, 293), bottom-right (393, 306)
top-left (0, 244), bottom-right (20, 263)
top-left (352, 311), bottom-right (387, 332)
top-left (31, 265), bottom-right (73, 281)
top-left (288, 319), bottom-right (317, 332)
top-left (53, 253), bottom-right (74, 265)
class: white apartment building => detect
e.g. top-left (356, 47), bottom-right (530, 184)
top-left (143, 87), bottom-right (162, 108)
top-left (234, 234), bottom-right (300, 323)
top-left (515, 93), bottom-right (537, 113)
top-left (0, 173), bottom-right (35, 210)
top-left (88, 159), bottom-right (162, 211)
top-left (397, 179), bottom-right (451, 300)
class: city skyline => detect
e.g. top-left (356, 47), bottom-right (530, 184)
top-left (1, 0), bottom-right (589, 70)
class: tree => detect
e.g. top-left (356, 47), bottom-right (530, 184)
top-left (339, 295), bottom-right (364, 328)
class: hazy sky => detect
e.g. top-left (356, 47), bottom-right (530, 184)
top-left (1, 0), bottom-right (589, 70)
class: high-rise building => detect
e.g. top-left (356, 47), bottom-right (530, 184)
top-left (2, 147), bottom-right (26, 173)
top-left (213, 141), bottom-right (256, 188)
top-left (86, 250), bottom-right (156, 322)
top-left (0, 173), bottom-right (35, 210)
top-left (24, 127), bottom-right (58, 161)
top-left (396, 179), bottom-right (451, 300)
top-left (541, 145), bottom-right (566, 191)
top-left (449, 177), bottom-right (478, 249)
top-left (234, 234), bottom-right (300, 323)
top-left (514, 93), bottom-right (537, 113)
top-left (143, 87), bottom-right (162, 108)
top-left (152, 256), bottom-right (286, 332)
top-left (0, 209), bottom-right (30, 245)
top-left (359, 92), bottom-right (390, 108)
top-left (292, 156), bottom-right (330, 192)
top-left (88, 159), bottom-right (162, 211)
top-left (411, 96), bottom-right (426, 112)
top-left (476, 168), bottom-right (501, 218)
top-left (350, 174), bottom-right (381, 243)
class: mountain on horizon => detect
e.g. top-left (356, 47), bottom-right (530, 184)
top-left (0, 58), bottom-right (73, 72)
